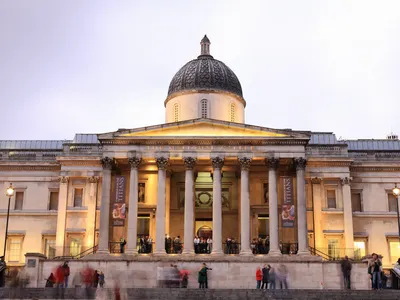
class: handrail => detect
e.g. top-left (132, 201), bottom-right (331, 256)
top-left (309, 246), bottom-right (335, 260)
top-left (52, 245), bottom-right (98, 260)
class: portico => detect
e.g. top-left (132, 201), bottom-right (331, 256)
top-left (92, 118), bottom-right (311, 257)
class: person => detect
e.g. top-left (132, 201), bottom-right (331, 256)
top-left (269, 266), bottom-right (276, 290)
top-left (0, 256), bottom-right (6, 288)
top-left (256, 266), bottom-right (263, 289)
top-left (55, 265), bottom-right (65, 299)
top-left (261, 264), bottom-right (270, 289)
top-left (278, 264), bottom-right (288, 289)
top-left (369, 253), bottom-right (382, 290)
top-left (45, 273), bottom-right (56, 288)
top-left (120, 237), bottom-right (126, 254)
top-left (207, 237), bottom-right (213, 254)
top-left (93, 270), bottom-right (99, 288)
top-left (99, 271), bottom-right (105, 288)
top-left (395, 258), bottom-right (400, 270)
top-left (181, 273), bottom-right (188, 288)
top-left (340, 255), bottom-right (352, 289)
top-left (198, 263), bottom-right (211, 289)
top-left (62, 261), bottom-right (70, 288)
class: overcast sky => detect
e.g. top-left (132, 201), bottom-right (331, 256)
top-left (0, 1), bottom-right (399, 140)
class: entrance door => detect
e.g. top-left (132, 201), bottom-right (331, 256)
top-left (258, 215), bottom-right (269, 239)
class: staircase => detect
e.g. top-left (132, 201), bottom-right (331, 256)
top-left (0, 289), bottom-right (399, 299)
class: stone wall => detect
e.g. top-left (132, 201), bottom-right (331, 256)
top-left (25, 254), bottom-right (370, 290)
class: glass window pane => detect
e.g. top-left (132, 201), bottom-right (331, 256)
top-left (258, 216), bottom-right (269, 238)
top-left (8, 239), bottom-right (21, 262)
top-left (14, 192), bottom-right (23, 210)
top-left (49, 191), bottom-right (59, 210)
top-left (69, 238), bottom-right (82, 257)
top-left (73, 188), bottom-right (83, 207)
top-left (388, 194), bottom-right (397, 212)
top-left (137, 216), bottom-right (150, 237)
top-left (351, 193), bottom-right (362, 212)
top-left (327, 190), bottom-right (336, 209)
top-left (390, 241), bottom-right (400, 264)
top-left (45, 238), bottom-right (56, 259)
top-left (354, 241), bottom-right (366, 259)
top-left (328, 239), bottom-right (339, 259)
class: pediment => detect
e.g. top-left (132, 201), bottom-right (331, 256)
top-left (100, 119), bottom-right (310, 140)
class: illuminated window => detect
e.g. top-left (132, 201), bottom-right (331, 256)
top-left (201, 99), bottom-right (208, 118)
top-left (14, 191), bottom-right (24, 210)
top-left (389, 241), bottom-right (400, 264)
top-left (69, 237), bottom-right (82, 257)
top-left (328, 239), bottom-right (340, 259)
top-left (354, 241), bottom-right (366, 259)
top-left (174, 103), bottom-right (179, 122)
top-left (230, 103), bottom-right (235, 122)
top-left (8, 238), bottom-right (22, 262)
top-left (73, 188), bottom-right (83, 207)
top-left (44, 238), bottom-right (56, 259)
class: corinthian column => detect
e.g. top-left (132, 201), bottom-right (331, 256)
top-left (182, 157), bottom-right (196, 255)
top-left (211, 157), bottom-right (224, 256)
top-left (267, 157), bottom-right (281, 256)
top-left (239, 157), bottom-right (252, 256)
top-left (295, 157), bottom-right (308, 255)
top-left (97, 157), bottom-right (113, 254)
top-left (341, 177), bottom-right (354, 258)
top-left (55, 176), bottom-right (69, 256)
top-left (86, 176), bottom-right (99, 249)
top-left (154, 157), bottom-right (169, 255)
top-left (126, 157), bottom-right (142, 255)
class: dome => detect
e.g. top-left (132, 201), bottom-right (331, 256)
top-left (166, 36), bottom-right (243, 102)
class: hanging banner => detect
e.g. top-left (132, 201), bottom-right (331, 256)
top-left (112, 175), bottom-right (126, 226)
top-left (281, 177), bottom-right (295, 228)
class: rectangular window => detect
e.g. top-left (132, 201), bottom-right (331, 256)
top-left (8, 238), bottom-right (22, 262)
top-left (354, 241), bottom-right (366, 260)
top-left (137, 215), bottom-right (150, 237)
top-left (328, 239), bottom-right (339, 259)
top-left (44, 238), bottom-right (56, 259)
top-left (14, 192), bottom-right (24, 210)
top-left (69, 237), bottom-right (82, 257)
top-left (258, 215), bottom-right (269, 238)
top-left (388, 194), bottom-right (398, 212)
top-left (327, 190), bottom-right (337, 209)
top-left (351, 193), bottom-right (362, 212)
top-left (49, 191), bottom-right (59, 210)
top-left (73, 188), bottom-right (83, 207)
top-left (389, 241), bottom-right (400, 264)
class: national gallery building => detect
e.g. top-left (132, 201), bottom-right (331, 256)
top-left (1, 36), bottom-right (400, 268)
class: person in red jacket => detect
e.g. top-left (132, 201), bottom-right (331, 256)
top-left (62, 261), bottom-right (70, 288)
top-left (256, 266), bottom-right (263, 289)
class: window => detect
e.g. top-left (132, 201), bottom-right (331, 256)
top-left (230, 103), bottom-right (236, 122)
top-left (7, 238), bottom-right (22, 262)
top-left (201, 99), bottom-right (208, 118)
top-left (44, 238), bottom-right (56, 259)
top-left (73, 188), bottom-right (83, 207)
top-left (354, 241), bottom-right (366, 260)
top-left (328, 239), bottom-right (340, 259)
top-left (327, 190), bottom-right (337, 209)
top-left (174, 103), bottom-right (179, 122)
top-left (351, 193), bottom-right (362, 212)
top-left (389, 241), bottom-right (400, 264)
top-left (14, 192), bottom-right (24, 210)
top-left (69, 237), bottom-right (82, 257)
top-left (258, 215), bottom-right (269, 238)
top-left (388, 194), bottom-right (398, 212)
top-left (49, 191), bottom-right (59, 210)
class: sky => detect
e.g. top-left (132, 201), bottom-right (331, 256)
top-left (0, 0), bottom-right (399, 140)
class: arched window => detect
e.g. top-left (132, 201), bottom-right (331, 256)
top-left (201, 99), bottom-right (208, 118)
top-left (174, 103), bottom-right (179, 122)
top-left (230, 103), bottom-right (236, 122)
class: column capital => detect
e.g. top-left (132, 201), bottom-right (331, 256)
top-left (340, 177), bottom-right (352, 186)
top-left (128, 157), bottom-right (142, 169)
top-left (238, 157), bottom-right (252, 171)
top-left (156, 157), bottom-right (169, 170)
top-left (183, 157), bottom-right (197, 170)
top-left (266, 157), bottom-right (280, 170)
top-left (311, 177), bottom-right (323, 184)
top-left (294, 157), bottom-right (307, 170)
top-left (211, 157), bottom-right (224, 169)
top-left (59, 176), bottom-right (69, 184)
top-left (88, 176), bottom-right (100, 184)
top-left (101, 157), bottom-right (113, 170)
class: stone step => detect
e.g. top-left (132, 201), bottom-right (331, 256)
top-left (0, 288), bottom-right (399, 299)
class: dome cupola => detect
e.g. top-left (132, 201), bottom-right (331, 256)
top-left (165, 36), bottom-right (246, 124)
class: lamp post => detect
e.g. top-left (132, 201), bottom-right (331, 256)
top-left (4, 184), bottom-right (14, 259)
top-left (392, 184), bottom-right (400, 243)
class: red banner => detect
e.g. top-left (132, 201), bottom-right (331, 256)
top-left (281, 177), bottom-right (295, 228)
top-left (112, 175), bottom-right (126, 226)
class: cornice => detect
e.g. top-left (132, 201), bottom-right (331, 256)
top-left (0, 165), bottom-right (60, 171)
top-left (351, 166), bottom-right (400, 172)
top-left (306, 161), bottom-right (353, 168)
top-left (99, 138), bottom-right (309, 146)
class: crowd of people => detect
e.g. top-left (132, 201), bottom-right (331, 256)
top-left (138, 235), bottom-right (153, 253)
top-left (255, 264), bottom-right (287, 289)
top-left (194, 236), bottom-right (212, 254)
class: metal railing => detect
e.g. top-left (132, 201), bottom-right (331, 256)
top-left (391, 268), bottom-right (400, 289)
top-left (223, 242), bottom-right (241, 254)
top-left (52, 245), bottom-right (98, 260)
top-left (309, 247), bottom-right (365, 261)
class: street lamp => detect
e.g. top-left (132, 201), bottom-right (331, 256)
top-left (392, 184), bottom-right (400, 243)
top-left (4, 184), bottom-right (14, 259)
